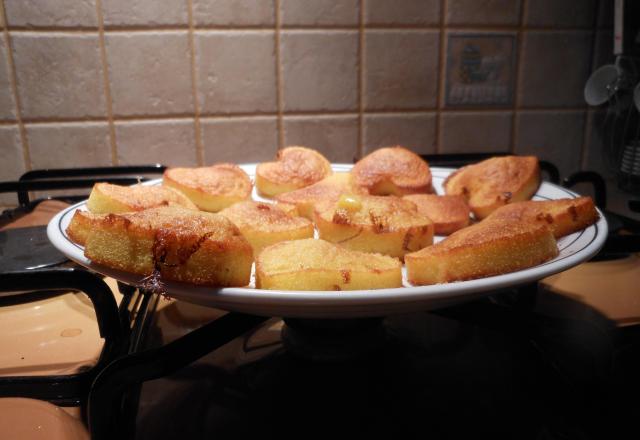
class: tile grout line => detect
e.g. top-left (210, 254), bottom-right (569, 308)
top-left (186, 0), bottom-right (204, 166)
top-left (435, 0), bottom-right (447, 154)
top-left (357, 0), bottom-right (365, 159)
top-left (1, 0), bottom-right (31, 172)
top-left (275, 0), bottom-right (284, 149)
top-left (510, 0), bottom-right (528, 154)
top-left (95, 0), bottom-right (118, 166)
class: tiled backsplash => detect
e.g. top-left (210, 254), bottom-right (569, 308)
top-left (0, 0), bottom-right (614, 206)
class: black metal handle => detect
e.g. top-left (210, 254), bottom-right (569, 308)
top-left (563, 171), bottom-right (607, 209)
top-left (88, 312), bottom-right (268, 440)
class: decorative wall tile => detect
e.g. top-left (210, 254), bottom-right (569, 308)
top-left (193, 0), bottom-right (275, 26)
top-left (446, 0), bottom-right (521, 26)
top-left (445, 33), bottom-right (516, 107)
top-left (524, 0), bottom-right (596, 28)
top-left (365, 0), bottom-right (440, 26)
top-left (105, 32), bottom-right (193, 116)
top-left (281, 31), bottom-right (358, 111)
top-left (201, 116), bottom-right (278, 164)
top-left (283, 115), bottom-right (358, 163)
top-left (439, 111), bottom-right (512, 153)
top-left (280, 0), bottom-right (359, 26)
top-left (102, 0), bottom-right (188, 27)
top-left (115, 119), bottom-right (197, 167)
top-left (12, 33), bottom-right (106, 119)
top-left (364, 30), bottom-right (439, 110)
top-left (195, 31), bottom-right (276, 114)
top-left (363, 113), bottom-right (437, 155)
top-left (0, 126), bottom-right (24, 205)
top-left (518, 31), bottom-right (592, 107)
top-left (26, 122), bottom-right (111, 169)
top-left (4, 0), bottom-right (98, 28)
top-left (515, 110), bottom-right (586, 177)
top-left (0, 38), bottom-right (16, 120)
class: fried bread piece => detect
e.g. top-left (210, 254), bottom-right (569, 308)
top-left (405, 217), bottom-right (558, 285)
top-left (352, 146), bottom-right (432, 195)
top-left (256, 238), bottom-right (402, 291)
top-left (86, 183), bottom-right (197, 214)
top-left (256, 146), bottom-right (332, 197)
top-left (219, 200), bottom-right (314, 254)
top-left (163, 163), bottom-right (252, 212)
top-left (443, 156), bottom-right (540, 220)
top-left (66, 207), bottom-right (253, 287)
top-left (402, 194), bottom-right (470, 235)
top-left (275, 172), bottom-right (366, 219)
top-left (314, 194), bottom-right (434, 259)
top-left (486, 197), bottom-right (599, 238)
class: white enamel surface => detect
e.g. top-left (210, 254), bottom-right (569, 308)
top-left (47, 165), bottom-right (608, 318)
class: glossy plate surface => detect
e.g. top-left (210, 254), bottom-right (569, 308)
top-left (47, 164), bottom-right (608, 318)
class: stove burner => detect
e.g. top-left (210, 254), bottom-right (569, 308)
top-left (281, 318), bottom-right (386, 362)
top-left (0, 226), bottom-right (68, 271)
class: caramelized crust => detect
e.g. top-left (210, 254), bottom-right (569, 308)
top-left (256, 238), bottom-right (402, 291)
top-left (314, 194), bottom-right (434, 259)
top-left (352, 146), bottom-right (432, 195)
top-left (443, 155), bottom-right (540, 220)
top-left (486, 197), bottom-right (599, 238)
top-left (256, 146), bottom-right (333, 197)
top-left (87, 183), bottom-right (197, 214)
top-left (67, 207), bottom-right (253, 287)
top-left (163, 163), bottom-right (252, 212)
top-left (402, 194), bottom-right (470, 235)
top-left (219, 200), bottom-right (314, 254)
top-left (275, 172), bottom-right (366, 219)
top-left (405, 217), bottom-right (558, 285)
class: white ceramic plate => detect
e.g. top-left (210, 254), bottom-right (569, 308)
top-left (47, 164), bottom-right (608, 318)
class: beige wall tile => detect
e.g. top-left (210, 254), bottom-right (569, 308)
top-left (105, 32), bottom-right (193, 116)
top-left (196, 31), bottom-right (276, 114)
top-left (201, 116), bottom-right (278, 164)
top-left (363, 113), bottom-right (437, 155)
top-left (283, 115), bottom-right (358, 163)
top-left (102, 0), bottom-right (187, 26)
top-left (515, 111), bottom-right (586, 177)
top-left (592, 29), bottom-right (613, 70)
top-left (116, 119), bottom-right (197, 167)
top-left (440, 111), bottom-right (512, 153)
top-left (365, 0), bottom-right (440, 26)
top-left (193, 0), bottom-right (275, 26)
top-left (280, 0), bottom-right (358, 26)
top-left (0, 4), bottom-right (5, 28)
top-left (446, 0), bottom-right (521, 26)
top-left (4, 0), bottom-right (98, 28)
top-left (0, 126), bottom-right (24, 205)
top-left (0, 38), bottom-right (16, 120)
top-left (12, 33), bottom-right (106, 119)
top-left (524, 0), bottom-right (596, 28)
top-left (364, 30), bottom-right (439, 110)
top-left (519, 31), bottom-right (592, 108)
top-left (281, 30), bottom-right (358, 111)
top-left (582, 109), bottom-right (615, 178)
top-left (26, 122), bottom-right (112, 169)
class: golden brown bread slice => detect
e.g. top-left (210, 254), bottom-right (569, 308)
top-left (256, 238), bottom-right (402, 291)
top-left (86, 183), bottom-right (197, 214)
top-left (314, 194), bottom-right (433, 259)
top-left (274, 172), bottom-right (366, 219)
top-left (256, 146), bottom-right (332, 197)
top-left (352, 146), bottom-right (432, 195)
top-left (66, 207), bottom-right (253, 287)
top-left (163, 163), bottom-right (252, 212)
top-left (443, 155), bottom-right (540, 220)
top-left (402, 194), bottom-right (470, 235)
top-left (405, 217), bottom-right (558, 285)
top-left (485, 197), bottom-right (599, 238)
top-left (218, 200), bottom-right (314, 255)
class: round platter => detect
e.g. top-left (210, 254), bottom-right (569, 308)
top-left (47, 164), bottom-right (608, 318)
